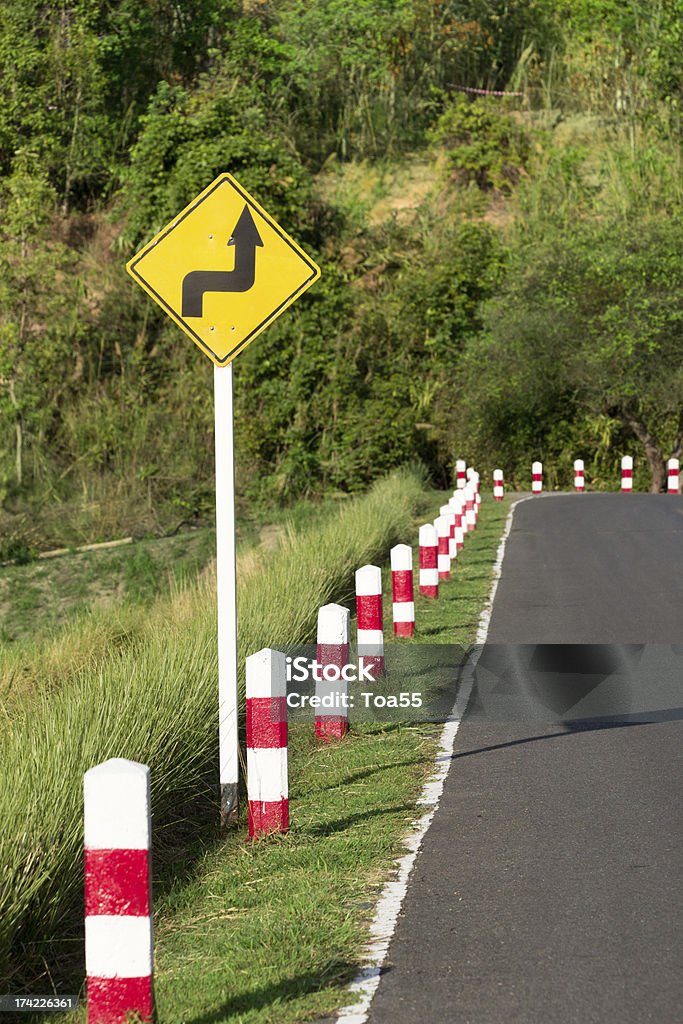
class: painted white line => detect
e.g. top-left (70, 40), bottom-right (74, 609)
top-left (335, 496), bottom-right (529, 1024)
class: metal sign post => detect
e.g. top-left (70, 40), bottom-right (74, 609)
top-left (126, 173), bottom-right (320, 824)
top-left (214, 362), bottom-right (239, 823)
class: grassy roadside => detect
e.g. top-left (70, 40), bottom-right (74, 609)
top-left (0, 530), bottom-right (218, 705)
top-left (18, 490), bottom-right (515, 1024)
top-left (13, 483), bottom-right (516, 1019)
top-left (1, 470), bottom-right (435, 990)
top-left (145, 493), bottom-right (515, 1024)
top-left (0, 529), bottom-right (215, 644)
top-left (0, 493), bottom-right (351, 700)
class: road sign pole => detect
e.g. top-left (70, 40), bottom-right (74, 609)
top-left (214, 363), bottom-right (239, 825)
top-left (126, 173), bottom-right (320, 830)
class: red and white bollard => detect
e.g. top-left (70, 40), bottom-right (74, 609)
top-left (532, 461), bottom-right (543, 495)
top-left (574, 459), bottom-right (585, 492)
top-left (247, 648), bottom-right (288, 836)
top-left (84, 758), bottom-right (153, 1024)
top-left (493, 469), bottom-right (504, 501)
top-left (440, 504), bottom-right (457, 560)
top-left (455, 459), bottom-right (467, 489)
top-left (448, 495), bottom-right (465, 551)
top-left (667, 458), bottom-right (680, 494)
top-left (473, 474), bottom-right (482, 520)
top-left (391, 544), bottom-right (415, 637)
top-left (464, 487), bottom-right (476, 532)
top-left (621, 455), bottom-right (633, 492)
top-left (356, 565), bottom-right (385, 677)
top-left (316, 604), bottom-right (350, 741)
top-left (419, 524), bottom-right (439, 598)
top-left (434, 515), bottom-right (451, 580)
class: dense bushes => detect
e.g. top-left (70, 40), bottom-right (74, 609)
top-left (0, 0), bottom-right (682, 544)
top-left (446, 170), bottom-right (683, 490)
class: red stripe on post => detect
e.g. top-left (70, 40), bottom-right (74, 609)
top-left (360, 655), bottom-right (384, 680)
top-left (315, 716), bottom-right (349, 742)
top-left (357, 593), bottom-right (382, 629)
top-left (315, 720), bottom-right (348, 740)
top-left (419, 545), bottom-right (437, 569)
top-left (316, 638), bottom-right (350, 739)
top-left (84, 849), bottom-right (150, 917)
top-left (437, 525), bottom-right (450, 578)
top-left (86, 977), bottom-right (153, 1024)
top-left (246, 697), bottom-right (288, 749)
top-left (317, 642), bottom-right (350, 668)
top-left (392, 569), bottom-right (413, 603)
top-left (248, 799), bottom-right (289, 836)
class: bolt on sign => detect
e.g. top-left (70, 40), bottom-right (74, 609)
top-left (126, 174), bottom-right (321, 824)
top-left (126, 173), bottom-right (320, 366)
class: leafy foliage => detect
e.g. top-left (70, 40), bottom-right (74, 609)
top-left (0, 0), bottom-right (682, 542)
top-left (450, 206), bottom-right (683, 489)
top-left (429, 97), bottom-right (531, 191)
top-left (0, 164), bottom-right (82, 496)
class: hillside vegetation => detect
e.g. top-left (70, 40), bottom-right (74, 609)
top-left (1, 0), bottom-right (682, 554)
top-left (0, 468), bottom-right (430, 984)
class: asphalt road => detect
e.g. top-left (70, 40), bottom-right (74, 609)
top-left (487, 493), bottom-right (683, 643)
top-left (365, 494), bottom-right (683, 1024)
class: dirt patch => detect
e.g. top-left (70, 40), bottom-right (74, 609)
top-left (316, 155), bottom-right (439, 229)
top-left (259, 524), bottom-right (286, 550)
top-left (368, 160), bottom-right (436, 225)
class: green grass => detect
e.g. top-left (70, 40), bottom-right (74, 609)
top-left (0, 494), bottom-right (360, 706)
top-left (153, 723), bottom-right (437, 1024)
top-left (0, 529), bottom-right (216, 644)
top-left (7, 483), bottom-right (515, 1024)
top-left (0, 469), bottom-right (433, 986)
top-left (0, 489), bottom-right (350, 649)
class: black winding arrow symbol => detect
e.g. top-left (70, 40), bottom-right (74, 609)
top-left (181, 205), bottom-right (264, 317)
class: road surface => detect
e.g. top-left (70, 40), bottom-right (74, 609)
top-left (364, 494), bottom-right (683, 1024)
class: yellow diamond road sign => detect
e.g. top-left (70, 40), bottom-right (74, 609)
top-left (126, 174), bottom-right (321, 366)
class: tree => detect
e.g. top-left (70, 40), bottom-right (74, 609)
top-left (453, 212), bottom-right (683, 491)
top-left (572, 217), bottom-right (683, 489)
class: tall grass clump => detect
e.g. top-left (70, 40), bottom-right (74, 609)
top-left (0, 467), bottom-right (428, 985)
top-left (0, 541), bottom-right (262, 707)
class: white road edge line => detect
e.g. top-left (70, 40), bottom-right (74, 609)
top-left (335, 496), bottom-right (532, 1024)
